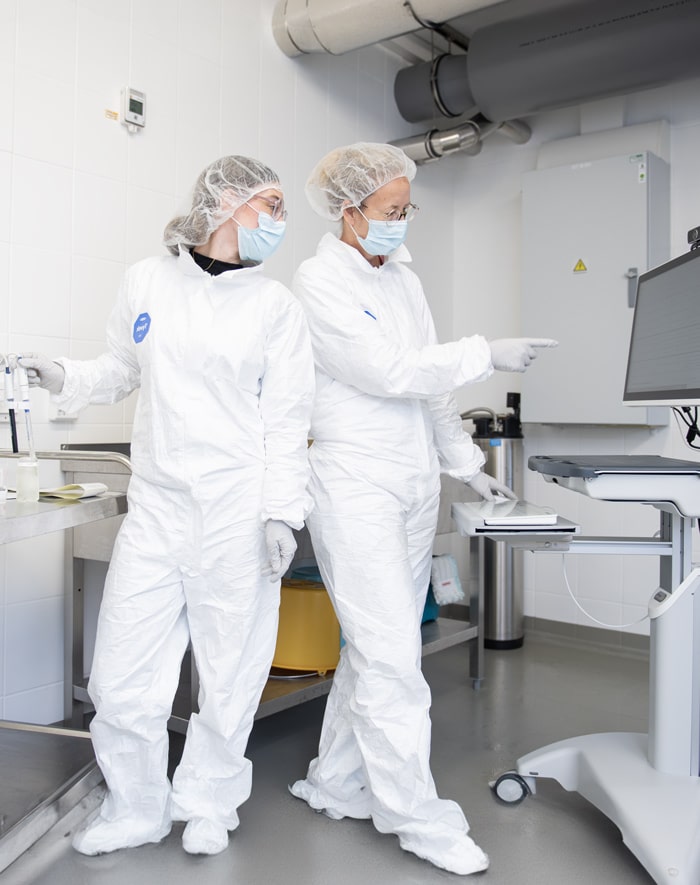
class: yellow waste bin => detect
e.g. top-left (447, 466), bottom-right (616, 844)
top-left (273, 578), bottom-right (340, 675)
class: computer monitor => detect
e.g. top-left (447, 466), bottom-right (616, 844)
top-left (623, 247), bottom-right (700, 407)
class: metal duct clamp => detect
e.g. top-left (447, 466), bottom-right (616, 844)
top-left (391, 116), bottom-right (530, 164)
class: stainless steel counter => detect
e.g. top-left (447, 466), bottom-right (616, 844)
top-left (0, 450), bottom-right (128, 874)
top-left (0, 492), bottom-right (127, 544)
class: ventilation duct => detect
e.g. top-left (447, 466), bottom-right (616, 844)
top-left (272, 0), bottom-right (507, 57)
top-left (395, 0), bottom-right (700, 124)
top-left (391, 117), bottom-right (531, 164)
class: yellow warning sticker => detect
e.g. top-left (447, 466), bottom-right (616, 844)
top-left (573, 259), bottom-right (587, 273)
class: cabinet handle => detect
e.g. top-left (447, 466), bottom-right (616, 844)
top-left (625, 267), bottom-right (638, 308)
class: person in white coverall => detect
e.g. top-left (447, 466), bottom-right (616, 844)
top-left (288, 142), bottom-right (556, 876)
top-left (20, 156), bottom-right (315, 858)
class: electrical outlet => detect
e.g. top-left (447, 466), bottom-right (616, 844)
top-left (49, 406), bottom-right (78, 423)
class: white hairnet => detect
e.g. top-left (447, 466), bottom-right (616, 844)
top-left (305, 142), bottom-right (416, 221)
top-left (163, 155), bottom-right (281, 255)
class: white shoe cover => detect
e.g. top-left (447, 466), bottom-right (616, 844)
top-left (288, 779), bottom-right (372, 820)
top-left (182, 818), bottom-right (229, 855)
top-left (72, 816), bottom-right (171, 856)
top-left (402, 832), bottom-right (490, 876)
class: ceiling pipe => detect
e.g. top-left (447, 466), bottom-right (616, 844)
top-left (392, 121), bottom-right (481, 164)
top-left (395, 0), bottom-right (700, 124)
top-left (391, 116), bottom-right (531, 165)
top-left (271, 0), bottom-right (507, 57)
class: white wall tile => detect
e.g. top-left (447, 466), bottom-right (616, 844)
top-left (622, 555), bottom-right (660, 604)
top-left (221, 0), bottom-right (261, 56)
top-left (5, 596), bottom-right (63, 694)
top-left (534, 549), bottom-right (573, 597)
top-left (73, 172), bottom-right (127, 262)
top-left (10, 245), bottom-right (71, 338)
top-left (65, 420), bottom-right (132, 446)
top-left (221, 68), bottom-right (261, 161)
top-left (576, 553), bottom-right (623, 603)
top-left (73, 84), bottom-right (128, 181)
top-left (76, 0), bottom-right (129, 97)
top-left (0, 0), bottom-right (16, 64)
top-left (128, 31), bottom-right (178, 195)
top-left (132, 0), bottom-right (178, 47)
top-left (174, 52), bottom-right (221, 197)
top-left (4, 683), bottom-right (63, 726)
top-left (573, 595), bottom-right (625, 631)
top-left (535, 590), bottom-right (578, 624)
top-left (12, 70), bottom-right (75, 167)
top-left (16, 0), bottom-right (77, 86)
top-left (355, 45), bottom-right (390, 86)
top-left (0, 150), bottom-right (11, 242)
top-left (70, 255), bottom-right (124, 341)
top-left (0, 61), bottom-right (14, 154)
top-left (626, 77), bottom-right (700, 128)
top-left (671, 123), bottom-right (700, 246)
top-left (178, 0), bottom-right (222, 65)
top-left (125, 186), bottom-right (176, 265)
top-left (5, 532), bottom-right (64, 604)
top-left (0, 242), bottom-right (9, 331)
top-left (12, 156), bottom-right (72, 252)
top-left (259, 53), bottom-right (296, 183)
top-left (326, 54), bottom-right (360, 148)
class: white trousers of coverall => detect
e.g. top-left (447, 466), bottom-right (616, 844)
top-left (296, 450), bottom-right (471, 857)
top-left (87, 478), bottom-right (280, 834)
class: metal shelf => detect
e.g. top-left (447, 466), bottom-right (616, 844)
top-left (255, 616), bottom-right (477, 720)
top-left (162, 616), bottom-right (479, 731)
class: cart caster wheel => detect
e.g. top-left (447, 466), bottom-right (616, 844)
top-left (492, 772), bottom-right (531, 805)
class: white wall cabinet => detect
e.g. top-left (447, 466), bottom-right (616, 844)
top-left (521, 151), bottom-right (670, 425)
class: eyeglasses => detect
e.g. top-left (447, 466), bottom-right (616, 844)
top-left (359, 202), bottom-right (419, 223)
top-left (249, 194), bottom-right (288, 222)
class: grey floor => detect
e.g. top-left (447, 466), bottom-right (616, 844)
top-left (1, 638), bottom-right (653, 884)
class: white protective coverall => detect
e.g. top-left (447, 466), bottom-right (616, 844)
top-left (290, 232), bottom-right (492, 872)
top-left (54, 247), bottom-right (314, 851)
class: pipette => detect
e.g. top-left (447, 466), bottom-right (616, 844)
top-left (15, 361), bottom-right (36, 461)
top-left (4, 363), bottom-right (18, 454)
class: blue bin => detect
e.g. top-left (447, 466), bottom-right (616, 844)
top-left (422, 586), bottom-right (440, 623)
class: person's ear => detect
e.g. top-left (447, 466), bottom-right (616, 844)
top-left (220, 189), bottom-right (241, 214)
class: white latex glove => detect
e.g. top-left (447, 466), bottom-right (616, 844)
top-left (262, 520), bottom-right (297, 582)
top-left (489, 338), bottom-right (558, 373)
top-left (17, 353), bottom-right (65, 395)
top-left (468, 472), bottom-right (518, 502)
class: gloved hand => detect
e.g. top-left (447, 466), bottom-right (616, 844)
top-left (468, 472), bottom-right (518, 502)
top-left (262, 520), bottom-right (297, 582)
top-left (489, 338), bottom-right (558, 373)
top-left (17, 353), bottom-right (65, 395)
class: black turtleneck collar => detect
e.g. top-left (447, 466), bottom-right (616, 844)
top-left (191, 250), bottom-right (244, 276)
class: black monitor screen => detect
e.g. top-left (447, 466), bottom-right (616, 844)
top-left (623, 248), bottom-right (700, 406)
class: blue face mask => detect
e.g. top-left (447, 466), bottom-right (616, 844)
top-left (353, 213), bottom-right (408, 256)
top-left (236, 210), bottom-right (286, 263)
